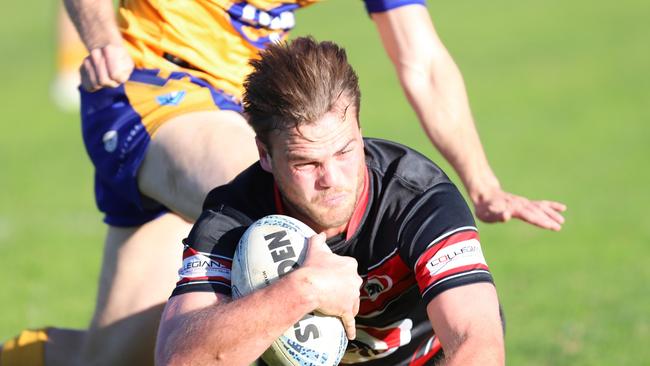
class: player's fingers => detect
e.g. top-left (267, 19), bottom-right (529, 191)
top-left (525, 201), bottom-right (566, 227)
top-left (304, 233), bottom-right (330, 265)
top-left (502, 208), bottom-right (512, 222)
top-left (103, 45), bottom-right (134, 83)
top-left (308, 232), bottom-right (329, 251)
top-left (539, 203), bottom-right (565, 226)
top-left (90, 49), bottom-right (119, 89)
top-left (352, 296), bottom-right (360, 317)
top-left (80, 57), bottom-right (99, 91)
top-left (541, 200), bottom-right (567, 212)
top-left (513, 203), bottom-right (561, 231)
top-left (538, 201), bottom-right (566, 224)
top-left (340, 312), bottom-right (356, 340)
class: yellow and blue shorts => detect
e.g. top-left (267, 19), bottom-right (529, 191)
top-left (80, 68), bottom-right (242, 227)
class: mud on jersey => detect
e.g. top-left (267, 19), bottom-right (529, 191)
top-left (172, 138), bottom-right (493, 365)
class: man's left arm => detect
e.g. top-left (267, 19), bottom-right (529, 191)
top-left (370, 3), bottom-right (566, 230)
top-left (427, 283), bottom-right (504, 365)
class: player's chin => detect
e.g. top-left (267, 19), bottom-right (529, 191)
top-left (313, 207), bottom-right (354, 229)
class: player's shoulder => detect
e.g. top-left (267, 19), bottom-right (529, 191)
top-left (364, 137), bottom-right (452, 193)
top-left (203, 161), bottom-right (276, 215)
top-left (190, 161), bottom-right (276, 253)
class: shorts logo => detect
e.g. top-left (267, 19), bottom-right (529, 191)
top-left (102, 130), bottom-right (118, 153)
top-left (156, 90), bottom-right (186, 106)
top-left (362, 275), bottom-right (393, 302)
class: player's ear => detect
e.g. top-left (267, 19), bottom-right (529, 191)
top-left (256, 137), bottom-right (273, 172)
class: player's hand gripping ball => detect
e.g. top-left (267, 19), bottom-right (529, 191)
top-left (232, 215), bottom-right (348, 366)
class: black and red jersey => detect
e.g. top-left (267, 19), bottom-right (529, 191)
top-left (172, 138), bottom-right (494, 365)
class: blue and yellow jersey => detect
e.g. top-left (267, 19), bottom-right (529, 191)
top-left (118, 0), bottom-right (426, 100)
top-left (118, 0), bottom-right (319, 100)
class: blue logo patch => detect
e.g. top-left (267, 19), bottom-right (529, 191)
top-left (156, 90), bottom-right (186, 106)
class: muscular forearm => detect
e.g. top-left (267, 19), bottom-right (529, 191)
top-left (444, 336), bottom-right (504, 366)
top-left (373, 6), bottom-right (500, 201)
top-left (398, 50), bottom-right (500, 201)
top-left (374, 5), bottom-right (567, 229)
top-left (63, 0), bottom-right (122, 49)
top-left (157, 270), bottom-right (318, 366)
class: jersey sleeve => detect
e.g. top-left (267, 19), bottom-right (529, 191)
top-left (170, 206), bottom-right (251, 298)
top-left (363, 0), bottom-right (426, 14)
top-left (399, 182), bottom-right (494, 305)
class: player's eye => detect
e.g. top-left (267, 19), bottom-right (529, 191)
top-left (294, 162), bottom-right (318, 170)
top-left (337, 149), bottom-right (353, 158)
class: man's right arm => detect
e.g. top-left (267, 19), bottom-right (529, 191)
top-left (156, 270), bottom-right (318, 366)
top-left (63, 0), bottom-right (134, 90)
top-left (155, 233), bottom-right (362, 366)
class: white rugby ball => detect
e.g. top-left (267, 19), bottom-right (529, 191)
top-left (231, 215), bottom-right (348, 366)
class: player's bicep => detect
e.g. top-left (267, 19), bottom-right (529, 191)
top-left (426, 282), bottom-right (503, 357)
top-left (370, 2), bottom-right (442, 69)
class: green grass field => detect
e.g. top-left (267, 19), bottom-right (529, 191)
top-left (1, 0), bottom-right (648, 364)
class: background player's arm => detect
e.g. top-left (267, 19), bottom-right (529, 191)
top-left (63, 0), bottom-right (134, 90)
top-left (155, 234), bottom-right (361, 366)
top-left (426, 282), bottom-right (505, 365)
top-left (371, 5), bottom-right (566, 231)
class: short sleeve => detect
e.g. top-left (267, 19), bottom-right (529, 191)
top-left (399, 182), bottom-right (494, 304)
top-left (363, 0), bottom-right (426, 14)
top-left (170, 206), bottom-right (251, 297)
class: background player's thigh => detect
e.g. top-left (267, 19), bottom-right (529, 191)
top-left (138, 110), bottom-right (258, 220)
top-left (77, 213), bottom-right (190, 366)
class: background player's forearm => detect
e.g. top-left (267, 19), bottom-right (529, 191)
top-left (399, 46), bottom-right (499, 203)
top-left (373, 6), bottom-right (567, 231)
top-left (63, 0), bottom-right (122, 50)
top-left (373, 6), bottom-right (499, 202)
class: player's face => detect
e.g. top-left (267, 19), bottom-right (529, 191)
top-left (263, 100), bottom-right (365, 236)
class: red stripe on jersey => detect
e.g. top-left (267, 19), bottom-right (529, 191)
top-left (182, 246), bottom-right (200, 259)
top-left (414, 230), bottom-right (485, 293)
top-left (176, 275), bottom-right (230, 286)
top-left (357, 323), bottom-right (404, 349)
top-left (417, 263), bottom-right (490, 293)
top-left (415, 230), bottom-right (478, 269)
top-left (359, 253), bottom-right (415, 316)
top-left (409, 336), bottom-right (442, 366)
top-left (345, 167), bottom-right (370, 241)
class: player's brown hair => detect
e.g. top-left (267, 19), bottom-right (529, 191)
top-left (243, 36), bottom-right (361, 148)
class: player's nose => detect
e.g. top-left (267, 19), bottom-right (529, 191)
top-left (317, 159), bottom-right (343, 189)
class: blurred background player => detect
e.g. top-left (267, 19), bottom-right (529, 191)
top-left (51, 3), bottom-right (86, 112)
top-left (1, 1), bottom-right (565, 365)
